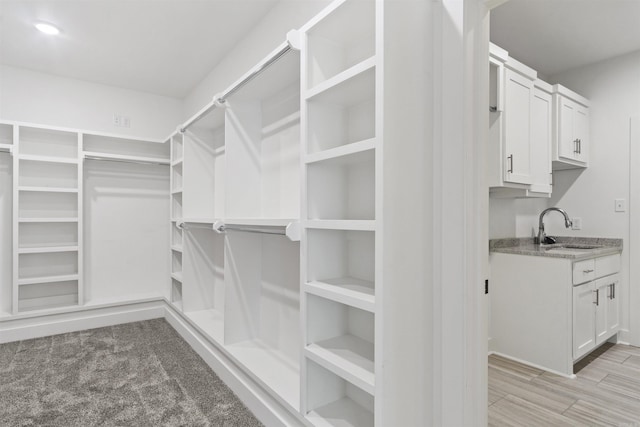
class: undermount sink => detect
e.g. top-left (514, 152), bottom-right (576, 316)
top-left (543, 244), bottom-right (604, 255)
top-left (557, 244), bottom-right (604, 250)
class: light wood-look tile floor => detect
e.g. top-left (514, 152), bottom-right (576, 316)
top-left (489, 343), bottom-right (640, 426)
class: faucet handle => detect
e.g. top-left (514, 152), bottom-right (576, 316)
top-left (543, 236), bottom-right (557, 244)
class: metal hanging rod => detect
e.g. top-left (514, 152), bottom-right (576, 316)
top-left (216, 224), bottom-right (286, 236)
top-left (177, 222), bottom-right (214, 231)
top-left (218, 44), bottom-right (292, 104)
top-left (213, 220), bottom-right (300, 241)
top-left (180, 40), bottom-right (295, 134)
top-left (84, 156), bottom-right (169, 167)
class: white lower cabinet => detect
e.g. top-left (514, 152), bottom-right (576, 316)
top-left (491, 250), bottom-right (621, 376)
top-left (572, 274), bottom-right (619, 360)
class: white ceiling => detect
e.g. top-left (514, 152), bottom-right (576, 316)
top-left (491, 0), bottom-right (640, 78)
top-left (0, 0), bottom-right (279, 98)
top-left (4, 0), bottom-right (638, 99)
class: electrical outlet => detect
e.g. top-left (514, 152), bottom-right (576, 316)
top-left (571, 217), bottom-right (582, 230)
top-left (615, 199), bottom-right (626, 212)
top-left (113, 114), bottom-right (131, 128)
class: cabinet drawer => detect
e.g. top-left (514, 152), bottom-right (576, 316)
top-left (573, 259), bottom-right (595, 285)
top-left (595, 254), bottom-right (620, 279)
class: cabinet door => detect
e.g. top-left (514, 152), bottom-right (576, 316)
top-left (503, 69), bottom-right (534, 185)
top-left (594, 279), bottom-right (608, 345)
top-left (573, 282), bottom-right (596, 360)
top-left (573, 105), bottom-right (589, 164)
top-left (530, 88), bottom-right (552, 193)
top-left (558, 98), bottom-right (578, 161)
top-left (606, 275), bottom-right (620, 336)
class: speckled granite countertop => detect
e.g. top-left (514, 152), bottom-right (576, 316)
top-left (489, 237), bottom-right (623, 260)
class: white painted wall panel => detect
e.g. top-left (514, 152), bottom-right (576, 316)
top-left (0, 65), bottom-right (181, 140)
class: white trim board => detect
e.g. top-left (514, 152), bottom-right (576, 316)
top-left (0, 300), bottom-right (165, 344)
top-left (629, 116), bottom-right (640, 346)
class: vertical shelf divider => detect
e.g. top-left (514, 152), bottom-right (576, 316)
top-left (77, 133), bottom-right (84, 306)
top-left (11, 125), bottom-right (19, 315)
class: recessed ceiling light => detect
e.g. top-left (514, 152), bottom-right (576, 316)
top-left (34, 22), bottom-right (60, 35)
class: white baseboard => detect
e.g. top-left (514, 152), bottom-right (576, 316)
top-left (0, 300), bottom-right (165, 344)
top-left (489, 351), bottom-right (576, 379)
top-left (164, 306), bottom-right (307, 427)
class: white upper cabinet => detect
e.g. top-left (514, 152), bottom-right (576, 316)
top-left (489, 44), bottom-right (551, 198)
top-left (553, 84), bottom-right (590, 169)
top-left (503, 67), bottom-right (534, 185)
top-left (530, 82), bottom-right (553, 194)
top-left (489, 43), bottom-right (590, 197)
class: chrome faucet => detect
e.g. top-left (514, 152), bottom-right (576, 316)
top-left (537, 207), bottom-right (573, 245)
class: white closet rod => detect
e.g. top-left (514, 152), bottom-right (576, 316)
top-left (179, 43), bottom-right (293, 133)
top-left (178, 222), bottom-right (214, 231)
top-left (216, 224), bottom-right (287, 236)
top-left (84, 156), bottom-right (169, 167)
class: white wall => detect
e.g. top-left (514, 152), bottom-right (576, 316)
top-left (0, 65), bottom-right (182, 140)
top-left (182, 0), bottom-right (331, 120)
top-left (489, 49), bottom-right (640, 340)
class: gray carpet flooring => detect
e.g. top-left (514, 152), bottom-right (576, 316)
top-left (0, 319), bottom-right (263, 426)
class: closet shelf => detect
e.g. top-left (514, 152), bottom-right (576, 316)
top-left (0, 143), bottom-right (12, 153)
top-left (305, 220), bottom-right (375, 231)
top-left (18, 186), bottom-right (79, 194)
top-left (305, 56), bottom-right (376, 101)
top-left (227, 339), bottom-right (300, 411)
top-left (305, 62), bottom-right (375, 107)
top-left (83, 151), bottom-right (170, 165)
top-left (305, 138), bottom-right (376, 165)
top-left (18, 217), bottom-right (79, 223)
top-left (304, 278), bottom-right (375, 313)
top-left (306, 397), bottom-right (374, 427)
top-left (170, 245), bottom-right (183, 253)
top-left (171, 272), bottom-right (183, 283)
top-left (183, 309), bottom-right (225, 345)
top-left (18, 245), bottom-right (79, 254)
top-left (19, 154), bottom-right (78, 164)
top-left (18, 274), bottom-right (79, 286)
top-left (170, 188), bottom-right (183, 195)
top-left (305, 334), bottom-right (375, 395)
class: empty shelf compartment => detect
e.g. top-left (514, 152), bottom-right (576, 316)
top-left (306, 294), bottom-right (375, 394)
top-left (19, 127), bottom-right (78, 160)
top-left (306, 0), bottom-right (375, 89)
top-left (307, 66), bottom-right (375, 154)
top-left (305, 359), bottom-right (374, 427)
top-left (307, 148), bottom-right (374, 221)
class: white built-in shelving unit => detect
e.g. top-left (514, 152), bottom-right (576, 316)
top-left (1, 0), bottom-right (438, 424)
top-left (162, 1), bottom-right (381, 425)
top-left (301, 1), bottom-right (378, 425)
top-left (166, 40), bottom-right (304, 413)
top-left (0, 120), bottom-right (170, 316)
top-left (169, 131), bottom-right (185, 311)
top-left (13, 125), bottom-right (82, 314)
